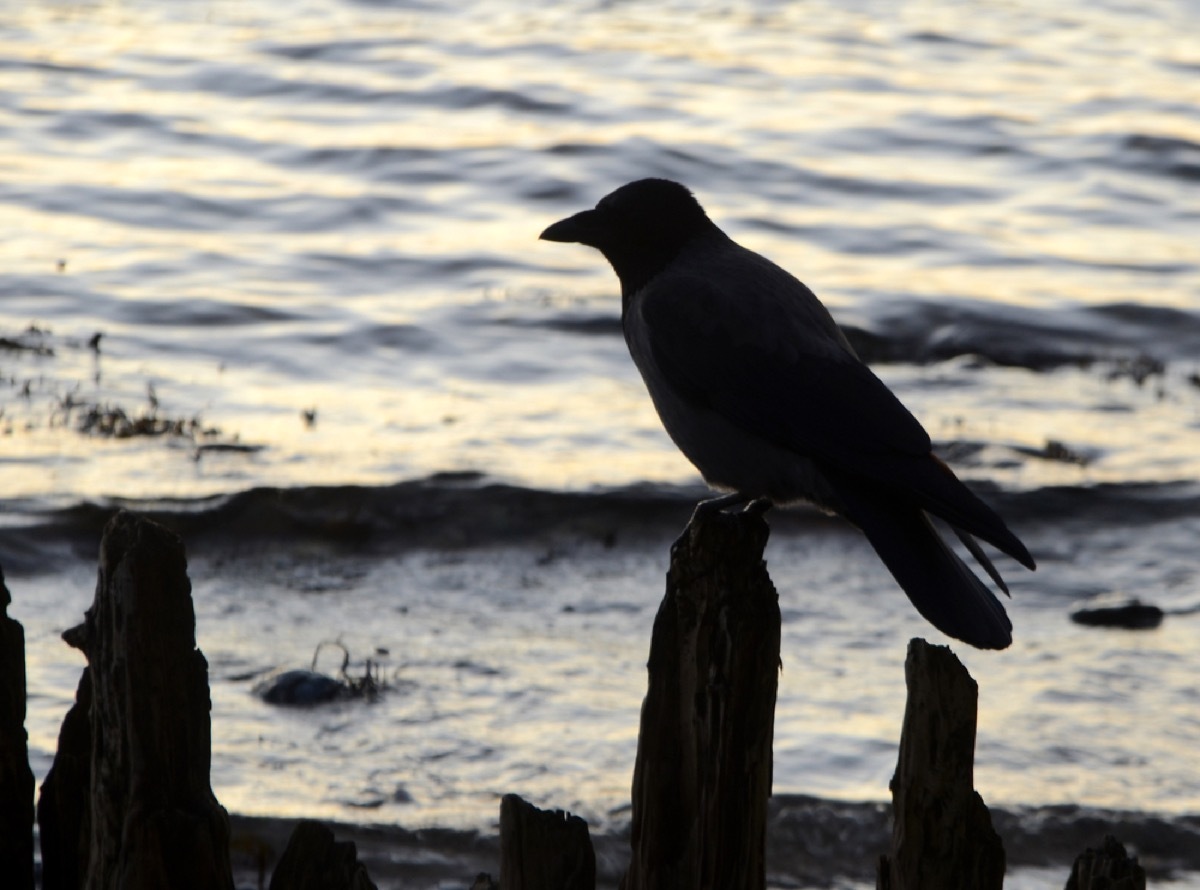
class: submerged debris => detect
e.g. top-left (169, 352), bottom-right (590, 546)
top-left (255, 669), bottom-right (349, 705)
top-left (1105, 354), bottom-right (1165, 387)
top-left (78, 404), bottom-right (205, 439)
top-left (1013, 439), bottom-right (1094, 467)
top-left (71, 394), bottom-right (244, 459)
top-left (254, 641), bottom-right (388, 706)
top-left (2, 323), bottom-right (257, 455)
top-left (195, 442), bottom-right (265, 455)
top-left (0, 324), bottom-right (54, 356)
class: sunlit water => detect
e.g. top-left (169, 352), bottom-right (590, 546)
top-left (3, 0), bottom-right (1200, 884)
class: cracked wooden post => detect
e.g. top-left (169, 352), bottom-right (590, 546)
top-left (499, 793), bottom-right (595, 890)
top-left (36, 670), bottom-right (92, 890)
top-left (876, 638), bottom-right (1004, 890)
top-left (40, 510), bottom-right (234, 890)
top-left (0, 566), bottom-right (35, 890)
top-left (1065, 836), bottom-right (1146, 890)
top-left (622, 506), bottom-right (780, 890)
top-left (268, 821), bottom-right (378, 890)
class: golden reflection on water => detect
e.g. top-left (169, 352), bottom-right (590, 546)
top-left (4, 0), bottom-right (1199, 504)
top-left (5, 0), bottom-right (1200, 855)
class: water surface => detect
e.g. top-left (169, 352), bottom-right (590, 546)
top-left (3, 0), bottom-right (1200, 884)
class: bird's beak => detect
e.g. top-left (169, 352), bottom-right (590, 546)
top-left (539, 209), bottom-right (601, 245)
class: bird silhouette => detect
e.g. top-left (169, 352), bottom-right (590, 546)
top-left (541, 178), bottom-right (1035, 649)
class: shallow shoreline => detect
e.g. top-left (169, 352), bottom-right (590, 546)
top-left (222, 794), bottom-right (1200, 889)
top-left (11, 487), bottom-right (1200, 888)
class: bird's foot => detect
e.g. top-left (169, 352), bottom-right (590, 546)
top-left (742, 497), bottom-right (773, 516)
top-left (672, 494), bottom-right (772, 552)
top-left (671, 495), bottom-right (740, 554)
top-left (692, 492), bottom-right (754, 519)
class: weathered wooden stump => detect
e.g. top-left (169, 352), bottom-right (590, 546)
top-left (268, 820), bottom-right (378, 890)
top-left (499, 793), bottom-right (595, 890)
top-left (38, 510), bottom-right (234, 890)
top-left (876, 638), bottom-right (1004, 890)
top-left (0, 566), bottom-right (35, 890)
top-left (36, 670), bottom-right (92, 890)
top-left (621, 506), bottom-right (780, 890)
top-left (1065, 835), bottom-right (1146, 890)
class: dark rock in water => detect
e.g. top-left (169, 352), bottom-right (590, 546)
top-left (255, 670), bottom-right (348, 705)
top-left (1071, 600), bottom-right (1163, 630)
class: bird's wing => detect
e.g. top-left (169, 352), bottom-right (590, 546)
top-left (638, 269), bottom-right (1034, 568)
top-left (638, 269), bottom-right (930, 467)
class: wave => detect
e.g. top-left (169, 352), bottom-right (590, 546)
top-left (1115, 133), bottom-right (1200, 183)
top-left (3, 475), bottom-right (1197, 575)
top-left (843, 298), bottom-right (1200, 370)
top-left (515, 292), bottom-right (1200, 373)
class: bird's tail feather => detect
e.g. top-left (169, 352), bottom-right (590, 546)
top-left (953, 527), bottom-right (1010, 596)
top-left (907, 455), bottom-right (1036, 571)
top-left (833, 478), bottom-right (1014, 650)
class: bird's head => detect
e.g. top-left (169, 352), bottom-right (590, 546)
top-left (540, 178), bottom-right (717, 295)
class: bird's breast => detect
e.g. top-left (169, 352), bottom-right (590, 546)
top-left (622, 307), bottom-right (841, 511)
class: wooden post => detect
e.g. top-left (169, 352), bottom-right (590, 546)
top-left (499, 793), bottom-right (595, 890)
top-left (44, 510), bottom-right (235, 890)
top-left (1065, 836), bottom-right (1146, 890)
top-left (622, 506), bottom-right (780, 890)
top-left (877, 639), bottom-right (1004, 890)
top-left (0, 566), bottom-right (35, 890)
top-left (268, 821), bottom-right (378, 890)
top-left (36, 670), bottom-right (92, 890)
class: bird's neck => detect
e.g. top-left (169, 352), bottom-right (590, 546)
top-left (610, 224), bottom-right (724, 305)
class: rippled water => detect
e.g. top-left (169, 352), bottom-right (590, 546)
top-left (4, 0), bottom-right (1200, 884)
top-left (4, 0), bottom-right (1200, 502)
